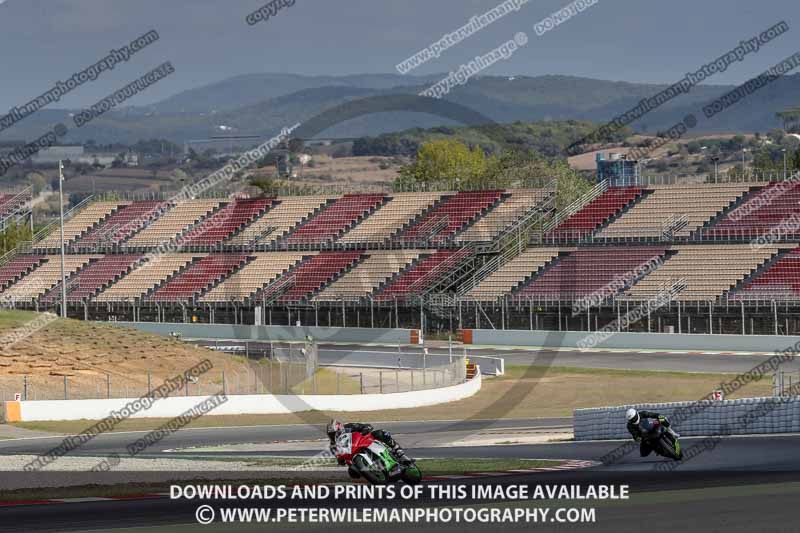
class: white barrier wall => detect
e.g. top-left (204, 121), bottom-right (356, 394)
top-left (11, 370), bottom-right (481, 422)
top-left (115, 323), bottom-right (420, 345)
top-left (463, 329), bottom-right (800, 352)
top-left (574, 396), bottom-right (800, 441)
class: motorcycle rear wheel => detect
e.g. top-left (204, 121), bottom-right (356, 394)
top-left (659, 434), bottom-right (681, 461)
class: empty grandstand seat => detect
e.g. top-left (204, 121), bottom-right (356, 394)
top-left (0, 255), bottom-right (45, 290)
top-left (338, 193), bottom-right (443, 245)
top-left (276, 251), bottom-right (364, 303)
top-left (42, 254), bottom-right (143, 303)
top-left (456, 189), bottom-right (550, 243)
top-left (73, 201), bottom-right (166, 248)
top-left (704, 181), bottom-right (800, 240)
top-left (200, 252), bottom-right (309, 303)
top-left (732, 247), bottom-right (800, 301)
top-left (147, 254), bottom-right (250, 302)
top-left (283, 194), bottom-right (386, 245)
top-left (599, 184), bottom-right (753, 239)
top-left (466, 248), bottom-right (562, 301)
top-left (181, 198), bottom-right (276, 248)
top-left (399, 190), bottom-right (503, 245)
top-left (0, 255), bottom-right (99, 302)
top-left (226, 196), bottom-right (331, 247)
top-left (125, 200), bottom-right (222, 248)
top-left (95, 254), bottom-right (200, 302)
top-left (517, 246), bottom-right (668, 302)
top-left (546, 186), bottom-right (644, 241)
top-left (314, 250), bottom-right (423, 301)
top-left (375, 248), bottom-right (472, 301)
top-left (623, 244), bottom-right (782, 302)
top-left (36, 202), bottom-right (125, 249)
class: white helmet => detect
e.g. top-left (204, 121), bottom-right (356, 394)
top-left (626, 408), bottom-right (639, 424)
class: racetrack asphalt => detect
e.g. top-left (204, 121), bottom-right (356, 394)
top-left (2, 430), bottom-right (799, 532)
top-left (316, 343), bottom-right (799, 374)
top-left (2, 344), bottom-right (799, 531)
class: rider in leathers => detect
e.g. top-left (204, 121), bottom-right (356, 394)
top-left (327, 420), bottom-right (411, 466)
top-left (626, 409), bottom-right (679, 457)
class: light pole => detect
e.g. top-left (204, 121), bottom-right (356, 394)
top-left (58, 160), bottom-right (67, 318)
top-left (783, 148), bottom-right (788, 180)
top-left (711, 157), bottom-right (719, 183)
top-left (742, 148), bottom-right (748, 180)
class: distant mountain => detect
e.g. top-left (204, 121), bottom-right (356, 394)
top-left (147, 72), bottom-right (442, 113)
top-left (1, 73), bottom-right (797, 147)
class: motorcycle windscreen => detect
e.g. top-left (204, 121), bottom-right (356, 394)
top-left (335, 432), bottom-right (352, 455)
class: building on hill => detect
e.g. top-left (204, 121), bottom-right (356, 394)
top-left (596, 152), bottom-right (639, 186)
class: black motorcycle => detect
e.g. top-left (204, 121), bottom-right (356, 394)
top-left (640, 417), bottom-right (683, 461)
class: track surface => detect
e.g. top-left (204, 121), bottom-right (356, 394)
top-left (315, 343), bottom-right (797, 373)
top-left (2, 345), bottom-right (800, 531)
top-left (1, 428), bottom-right (799, 532)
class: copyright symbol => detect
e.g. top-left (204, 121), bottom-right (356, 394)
top-left (196, 505), bottom-right (215, 525)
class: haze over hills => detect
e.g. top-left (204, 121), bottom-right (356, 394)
top-left (2, 73), bottom-right (798, 147)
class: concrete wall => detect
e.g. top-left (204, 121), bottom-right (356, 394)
top-left (574, 396), bottom-right (800, 441)
top-left (463, 329), bottom-right (800, 352)
top-left (115, 322), bottom-right (419, 345)
top-left (6, 370), bottom-right (481, 422)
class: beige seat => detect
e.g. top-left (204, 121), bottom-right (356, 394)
top-left (37, 202), bottom-right (126, 248)
top-left (125, 200), bottom-right (221, 247)
top-left (339, 193), bottom-right (443, 244)
top-left (457, 189), bottom-right (549, 243)
top-left (1, 255), bottom-right (100, 302)
top-left (226, 196), bottom-right (331, 246)
top-left (599, 184), bottom-right (754, 239)
top-left (95, 253), bottom-right (201, 302)
top-left (200, 252), bottom-right (311, 302)
top-left (466, 248), bottom-right (562, 300)
top-left (623, 244), bottom-right (785, 302)
top-left (314, 250), bottom-right (423, 300)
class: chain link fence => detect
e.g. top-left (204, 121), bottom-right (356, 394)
top-left (0, 343), bottom-right (467, 400)
top-left (773, 371), bottom-right (800, 397)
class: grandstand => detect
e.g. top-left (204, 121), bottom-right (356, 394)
top-left (4, 181), bottom-right (800, 335)
top-left (0, 187), bottom-right (33, 233)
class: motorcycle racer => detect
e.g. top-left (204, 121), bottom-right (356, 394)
top-left (626, 408), bottom-right (680, 457)
top-left (326, 419), bottom-right (412, 466)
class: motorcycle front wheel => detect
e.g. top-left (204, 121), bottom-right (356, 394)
top-left (401, 464), bottom-right (422, 485)
top-left (353, 454), bottom-right (387, 485)
top-left (659, 434), bottom-right (682, 461)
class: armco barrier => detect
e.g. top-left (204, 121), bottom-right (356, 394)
top-left (4, 369), bottom-right (481, 422)
top-left (115, 322), bottom-right (420, 345)
top-left (461, 329), bottom-right (800, 352)
top-left (574, 396), bottom-right (800, 441)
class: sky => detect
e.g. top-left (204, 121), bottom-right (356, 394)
top-left (0, 0), bottom-right (798, 110)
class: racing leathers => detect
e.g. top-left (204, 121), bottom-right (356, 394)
top-left (328, 422), bottom-right (411, 465)
top-left (627, 411), bottom-right (678, 457)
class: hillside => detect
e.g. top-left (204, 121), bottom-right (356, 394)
top-left (1, 73), bottom-right (799, 147)
top-left (0, 311), bottom-right (252, 399)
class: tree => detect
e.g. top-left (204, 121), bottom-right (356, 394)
top-left (397, 139), bottom-right (494, 190)
top-left (249, 175), bottom-right (277, 197)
